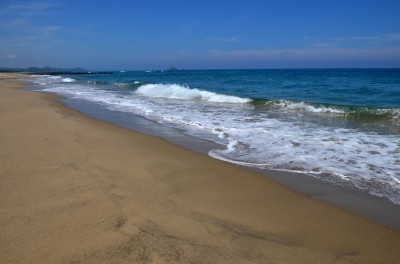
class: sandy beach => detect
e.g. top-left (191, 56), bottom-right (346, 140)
top-left (1, 72), bottom-right (399, 263)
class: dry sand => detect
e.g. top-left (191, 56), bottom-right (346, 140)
top-left (1, 73), bottom-right (399, 263)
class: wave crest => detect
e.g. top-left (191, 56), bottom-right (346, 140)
top-left (114, 81), bottom-right (143, 88)
top-left (265, 100), bottom-right (400, 120)
top-left (62, 78), bottom-right (76, 83)
top-left (265, 100), bottom-right (346, 114)
top-left (134, 84), bottom-right (252, 103)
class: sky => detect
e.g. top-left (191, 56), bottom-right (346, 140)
top-left (1, 0), bottom-right (400, 70)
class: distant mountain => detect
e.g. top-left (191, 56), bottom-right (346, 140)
top-left (0, 67), bottom-right (23, 72)
top-left (0, 66), bottom-right (88, 73)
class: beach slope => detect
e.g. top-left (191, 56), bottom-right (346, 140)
top-left (1, 73), bottom-right (399, 263)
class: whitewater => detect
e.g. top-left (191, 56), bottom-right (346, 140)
top-left (28, 69), bottom-right (400, 205)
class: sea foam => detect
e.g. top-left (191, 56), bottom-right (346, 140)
top-left (32, 73), bottom-right (400, 205)
top-left (62, 78), bottom-right (76, 83)
top-left (135, 84), bottom-right (252, 103)
top-left (266, 100), bottom-right (346, 114)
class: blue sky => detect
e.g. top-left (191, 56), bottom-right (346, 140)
top-left (1, 0), bottom-right (400, 70)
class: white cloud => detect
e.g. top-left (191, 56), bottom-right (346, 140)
top-left (5, 1), bottom-right (58, 12)
top-left (0, 18), bottom-right (27, 27)
top-left (210, 37), bottom-right (240, 43)
top-left (0, 1), bottom-right (61, 32)
top-left (304, 33), bottom-right (400, 49)
top-left (220, 37), bottom-right (240, 43)
top-left (200, 46), bottom-right (400, 64)
top-left (36, 25), bottom-right (62, 35)
top-left (383, 33), bottom-right (400, 41)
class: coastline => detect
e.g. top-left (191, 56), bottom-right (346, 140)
top-left (1, 72), bottom-right (400, 263)
top-left (60, 95), bottom-right (400, 230)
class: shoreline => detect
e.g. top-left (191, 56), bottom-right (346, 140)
top-left (1, 72), bottom-right (400, 263)
top-left (58, 92), bottom-right (400, 230)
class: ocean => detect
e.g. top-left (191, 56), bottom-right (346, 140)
top-left (28, 69), bottom-right (400, 205)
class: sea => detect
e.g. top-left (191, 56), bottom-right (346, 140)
top-left (27, 69), bottom-right (400, 205)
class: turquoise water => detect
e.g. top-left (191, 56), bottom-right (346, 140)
top-left (30, 69), bottom-right (400, 204)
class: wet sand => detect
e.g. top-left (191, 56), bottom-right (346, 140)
top-left (1, 73), bottom-right (399, 263)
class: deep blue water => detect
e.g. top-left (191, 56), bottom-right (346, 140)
top-left (29, 69), bottom-right (400, 204)
top-left (69, 69), bottom-right (400, 106)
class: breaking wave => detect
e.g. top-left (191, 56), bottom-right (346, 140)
top-left (265, 100), bottom-right (400, 121)
top-left (134, 83), bottom-right (252, 103)
top-left (62, 78), bottom-right (76, 83)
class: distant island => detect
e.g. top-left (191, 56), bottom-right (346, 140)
top-left (0, 66), bottom-right (116, 75)
top-left (0, 66), bottom-right (88, 73)
top-left (165, 67), bottom-right (185, 71)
